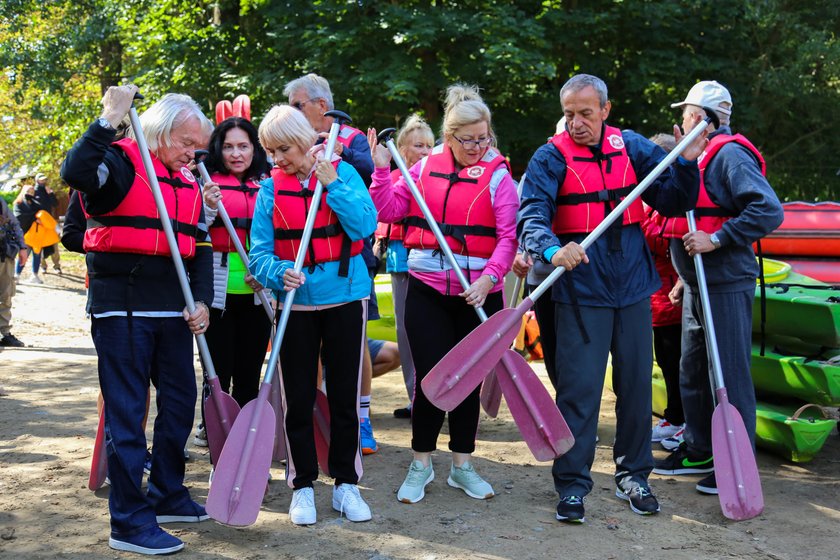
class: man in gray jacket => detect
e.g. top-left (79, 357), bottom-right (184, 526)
top-left (0, 195), bottom-right (27, 346)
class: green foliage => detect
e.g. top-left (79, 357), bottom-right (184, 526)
top-left (1, 191), bottom-right (17, 205)
top-left (1, 0), bottom-right (838, 200)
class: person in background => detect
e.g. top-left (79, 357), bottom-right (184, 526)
top-left (371, 114), bottom-right (434, 418)
top-left (12, 184), bottom-right (45, 284)
top-left (0, 195), bottom-right (27, 347)
top-left (33, 173), bottom-right (61, 275)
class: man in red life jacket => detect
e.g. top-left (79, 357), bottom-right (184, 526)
top-left (652, 81), bottom-right (783, 496)
top-left (283, 73), bottom-right (381, 455)
top-left (518, 74), bottom-right (709, 523)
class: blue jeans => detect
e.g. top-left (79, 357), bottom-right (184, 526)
top-left (15, 247), bottom-right (40, 275)
top-left (91, 316), bottom-right (197, 537)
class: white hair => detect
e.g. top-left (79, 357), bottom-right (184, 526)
top-left (283, 73), bottom-right (334, 110)
top-left (560, 74), bottom-right (609, 108)
top-left (127, 93), bottom-right (212, 153)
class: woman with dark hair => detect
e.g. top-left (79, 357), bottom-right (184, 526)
top-left (196, 117), bottom-right (273, 447)
top-left (13, 184), bottom-right (46, 284)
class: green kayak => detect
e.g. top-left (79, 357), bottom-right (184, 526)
top-left (368, 275), bottom-right (397, 342)
top-left (751, 337), bottom-right (840, 406)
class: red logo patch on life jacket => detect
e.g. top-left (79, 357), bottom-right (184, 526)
top-left (181, 167), bottom-right (196, 183)
top-left (607, 134), bottom-right (624, 150)
top-left (467, 166), bottom-right (485, 179)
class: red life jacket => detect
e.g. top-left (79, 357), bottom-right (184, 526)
top-left (641, 206), bottom-right (682, 326)
top-left (658, 134), bottom-right (766, 238)
top-left (375, 168), bottom-right (407, 242)
top-left (336, 124), bottom-right (364, 149)
top-left (83, 138), bottom-right (203, 258)
top-left (550, 126), bottom-right (644, 234)
top-left (402, 144), bottom-right (507, 259)
top-left (271, 161), bottom-right (363, 276)
top-left (208, 173), bottom-right (260, 253)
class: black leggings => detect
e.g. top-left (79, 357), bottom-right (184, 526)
top-left (653, 323), bottom-right (684, 425)
top-left (405, 276), bottom-right (504, 454)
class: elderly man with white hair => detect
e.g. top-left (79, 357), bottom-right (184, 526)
top-left (652, 80), bottom-right (783, 497)
top-left (61, 85), bottom-right (214, 555)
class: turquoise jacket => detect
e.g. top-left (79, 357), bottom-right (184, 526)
top-left (248, 161), bottom-right (377, 306)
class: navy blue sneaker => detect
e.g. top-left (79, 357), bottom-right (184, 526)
top-left (144, 449), bottom-right (152, 475)
top-left (109, 526), bottom-right (184, 555)
top-left (156, 500), bottom-right (210, 524)
top-left (556, 496), bottom-right (585, 523)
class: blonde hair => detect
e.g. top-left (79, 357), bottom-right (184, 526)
top-left (397, 114), bottom-right (434, 153)
top-left (128, 93), bottom-right (212, 153)
top-left (258, 105), bottom-right (318, 154)
top-left (441, 84), bottom-right (494, 140)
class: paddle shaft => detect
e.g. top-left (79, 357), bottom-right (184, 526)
top-left (195, 161), bottom-right (274, 319)
top-left (384, 138), bottom-right (488, 322)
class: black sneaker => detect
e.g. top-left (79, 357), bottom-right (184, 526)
top-left (555, 496), bottom-right (585, 523)
top-left (616, 484), bottom-right (660, 515)
top-left (696, 472), bottom-right (718, 495)
top-left (393, 406), bottom-right (412, 419)
top-left (0, 333), bottom-right (25, 347)
top-left (652, 443), bottom-right (713, 475)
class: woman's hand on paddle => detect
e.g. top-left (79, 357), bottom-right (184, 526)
top-left (244, 273), bottom-right (263, 291)
top-left (367, 128), bottom-right (392, 169)
top-left (314, 155), bottom-right (338, 187)
top-left (184, 301), bottom-right (209, 334)
top-left (460, 275), bottom-right (494, 308)
top-left (283, 268), bottom-right (305, 291)
top-left (669, 277), bottom-right (684, 306)
top-left (551, 242), bottom-right (588, 271)
top-left (100, 84), bottom-right (138, 129)
top-left (512, 252), bottom-right (532, 278)
top-left (203, 182), bottom-right (221, 209)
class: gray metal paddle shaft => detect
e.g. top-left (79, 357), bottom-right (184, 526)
top-left (385, 139), bottom-right (488, 322)
top-left (195, 161), bottom-right (274, 319)
top-left (527, 116), bottom-right (713, 305)
top-left (127, 107), bottom-right (219, 382)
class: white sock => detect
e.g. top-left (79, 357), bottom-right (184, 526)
top-left (359, 395), bottom-right (371, 419)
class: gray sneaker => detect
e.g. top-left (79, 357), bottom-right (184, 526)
top-left (447, 461), bottom-right (494, 500)
top-left (397, 460), bottom-right (434, 504)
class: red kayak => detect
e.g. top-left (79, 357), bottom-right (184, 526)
top-left (784, 258), bottom-right (840, 283)
top-left (759, 202), bottom-right (840, 257)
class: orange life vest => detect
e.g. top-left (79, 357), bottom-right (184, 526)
top-left (208, 173), bottom-right (260, 253)
top-left (83, 138), bottom-right (202, 258)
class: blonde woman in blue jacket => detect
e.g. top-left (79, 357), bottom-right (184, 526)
top-left (248, 105), bottom-right (377, 526)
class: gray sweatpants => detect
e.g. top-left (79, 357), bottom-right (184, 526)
top-left (391, 272), bottom-right (415, 401)
top-left (551, 298), bottom-right (654, 497)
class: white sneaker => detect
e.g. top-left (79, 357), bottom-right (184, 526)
top-left (661, 426), bottom-right (686, 451)
top-left (289, 487), bottom-right (317, 526)
top-left (651, 419), bottom-right (683, 442)
top-left (332, 483), bottom-right (372, 522)
top-left (26, 274), bottom-right (44, 285)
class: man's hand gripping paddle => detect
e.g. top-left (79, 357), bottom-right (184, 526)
top-left (686, 211), bottom-right (764, 520)
top-left (206, 110), bottom-right (352, 526)
top-left (420, 108), bottom-right (720, 412)
top-left (377, 129), bottom-right (572, 460)
top-left (128, 93), bottom-right (240, 468)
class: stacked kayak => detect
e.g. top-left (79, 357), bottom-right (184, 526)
top-left (368, 274), bottom-right (397, 343)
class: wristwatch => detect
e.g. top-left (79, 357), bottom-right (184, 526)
top-left (488, 274), bottom-right (499, 286)
top-left (97, 117), bottom-right (116, 131)
top-left (709, 233), bottom-right (722, 249)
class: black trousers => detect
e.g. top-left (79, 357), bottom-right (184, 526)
top-left (653, 323), bottom-right (684, 425)
top-left (529, 283), bottom-right (558, 390)
top-left (405, 276), bottom-right (504, 454)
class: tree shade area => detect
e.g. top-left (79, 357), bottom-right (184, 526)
top-left (1, 0), bottom-right (838, 200)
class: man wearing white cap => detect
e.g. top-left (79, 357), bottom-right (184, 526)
top-left (653, 80), bottom-right (784, 496)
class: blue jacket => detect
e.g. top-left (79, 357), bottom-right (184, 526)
top-left (670, 126), bottom-right (783, 293)
top-left (248, 160), bottom-right (378, 306)
top-left (517, 128), bottom-right (700, 308)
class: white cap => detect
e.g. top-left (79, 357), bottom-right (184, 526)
top-left (35, 173), bottom-right (47, 182)
top-left (671, 80), bottom-right (732, 115)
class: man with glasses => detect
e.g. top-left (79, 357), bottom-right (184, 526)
top-left (517, 74), bottom-right (708, 523)
top-left (283, 73), bottom-right (381, 455)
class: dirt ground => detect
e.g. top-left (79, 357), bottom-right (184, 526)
top-left (1, 253), bottom-right (838, 560)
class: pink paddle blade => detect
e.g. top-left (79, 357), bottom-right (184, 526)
top-left (269, 373), bottom-right (287, 463)
top-left (215, 100), bottom-right (233, 124)
top-left (232, 94), bottom-right (251, 121)
top-left (496, 350), bottom-right (574, 461)
top-left (204, 376), bottom-right (241, 465)
top-left (480, 369), bottom-right (502, 418)
top-left (712, 389), bottom-right (764, 520)
top-left (422, 304), bottom-right (528, 411)
top-left (88, 410), bottom-right (108, 491)
top-left (313, 389), bottom-right (330, 476)
top-left (206, 385), bottom-right (276, 527)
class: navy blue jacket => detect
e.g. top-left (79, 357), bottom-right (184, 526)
top-left (518, 128), bottom-right (700, 308)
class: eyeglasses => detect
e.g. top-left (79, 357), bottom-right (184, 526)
top-left (291, 98), bottom-right (318, 110)
top-left (452, 135), bottom-right (493, 150)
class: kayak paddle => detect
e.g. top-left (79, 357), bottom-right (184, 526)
top-left (686, 210), bottom-right (764, 520)
top-left (421, 108), bottom-right (720, 409)
top-left (479, 275), bottom-right (524, 418)
top-left (206, 110), bottom-right (351, 526)
top-left (232, 95), bottom-right (251, 121)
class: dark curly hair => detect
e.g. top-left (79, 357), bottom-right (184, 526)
top-left (205, 117), bottom-right (270, 181)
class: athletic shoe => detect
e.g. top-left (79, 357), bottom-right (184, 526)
top-left (289, 487), bottom-right (317, 525)
top-left (143, 449), bottom-right (152, 475)
top-left (360, 417), bottom-right (378, 455)
top-left (447, 461), bottom-right (494, 500)
top-left (393, 406), bottom-right (412, 419)
top-left (0, 333), bottom-right (25, 347)
top-left (54, 265), bottom-right (62, 275)
top-left (653, 444), bottom-right (713, 475)
top-left (25, 274), bottom-right (43, 285)
top-left (397, 460), bottom-right (434, 504)
top-left (156, 500), bottom-right (209, 524)
top-left (696, 472), bottom-right (718, 495)
top-left (109, 526), bottom-right (184, 555)
top-left (332, 483), bottom-right (372, 522)
top-left (193, 425), bottom-right (208, 447)
top-left (661, 426), bottom-right (685, 451)
top-left (615, 483), bottom-right (660, 515)
top-left (555, 496), bottom-right (585, 523)
top-left (651, 419), bottom-right (683, 442)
